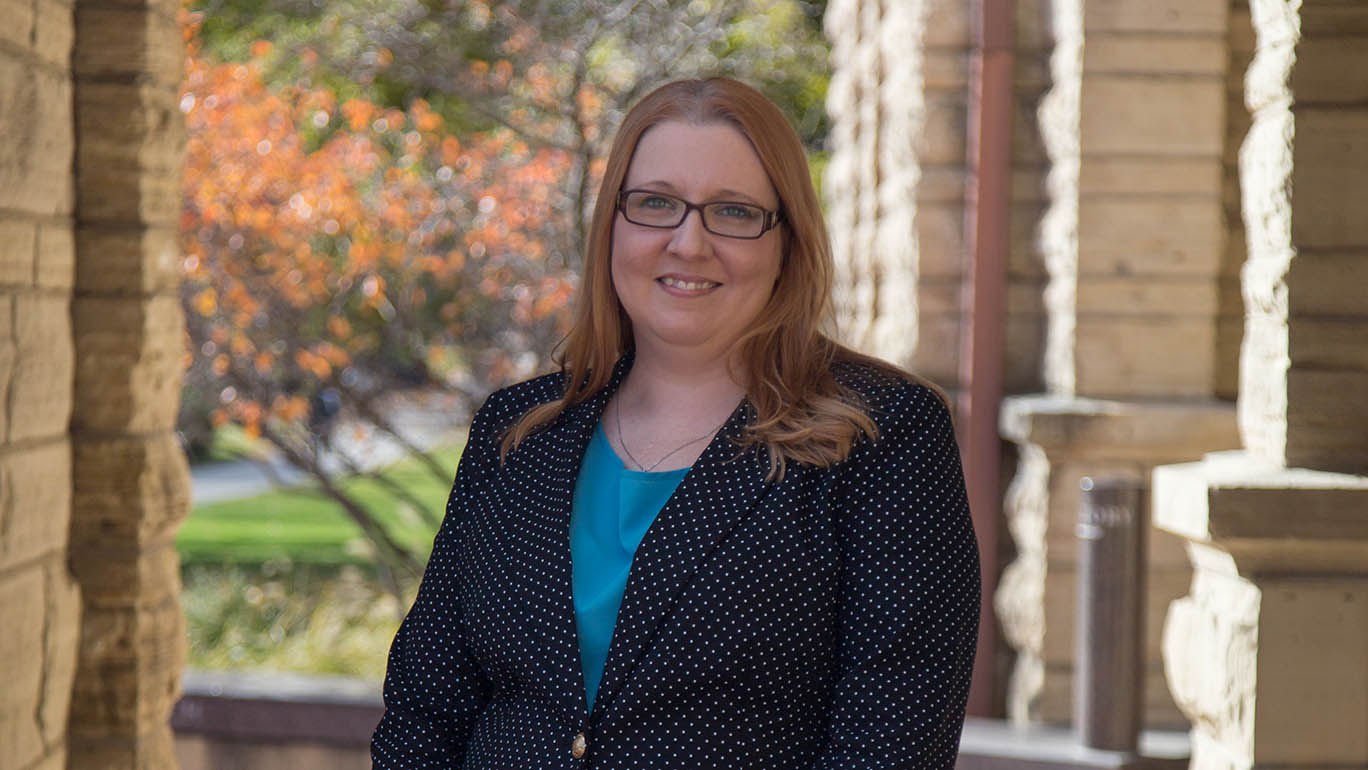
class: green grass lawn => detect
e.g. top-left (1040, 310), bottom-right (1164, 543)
top-left (177, 444), bottom-right (464, 568)
top-left (179, 440), bottom-right (466, 677)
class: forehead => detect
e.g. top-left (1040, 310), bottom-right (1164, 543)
top-left (624, 120), bottom-right (777, 204)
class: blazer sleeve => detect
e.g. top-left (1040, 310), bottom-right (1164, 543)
top-left (370, 396), bottom-right (500, 768)
top-left (816, 382), bottom-right (980, 770)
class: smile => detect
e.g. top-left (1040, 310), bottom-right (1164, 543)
top-left (658, 276), bottom-right (721, 291)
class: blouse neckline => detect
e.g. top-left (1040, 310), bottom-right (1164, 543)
top-left (593, 421), bottom-right (692, 480)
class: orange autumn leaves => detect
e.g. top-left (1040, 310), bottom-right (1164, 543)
top-left (180, 35), bottom-right (576, 436)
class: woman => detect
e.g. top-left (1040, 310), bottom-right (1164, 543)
top-left (372, 78), bottom-right (980, 769)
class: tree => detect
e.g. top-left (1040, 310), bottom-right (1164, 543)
top-left (180, 32), bottom-right (575, 597)
top-left (190, 0), bottom-right (831, 262)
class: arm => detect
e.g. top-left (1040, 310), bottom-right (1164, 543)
top-left (371, 400), bottom-right (499, 768)
top-left (816, 383), bottom-right (981, 770)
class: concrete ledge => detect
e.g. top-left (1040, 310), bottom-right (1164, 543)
top-left (957, 717), bottom-right (1190, 770)
top-left (1000, 396), bottom-right (1239, 461)
top-left (1154, 451), bottom-right (1368, 572)
top-left (171, 669), bottom-right (383, 748)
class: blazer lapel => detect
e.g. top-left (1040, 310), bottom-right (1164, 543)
top-left (589, 400), bottom-right (772, 720)
top-left (495, 358), bottom-right (631, 720)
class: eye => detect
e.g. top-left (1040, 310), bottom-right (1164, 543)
top-left (639, 194), bottom-right (679, 211)
top-left (713, 203), bottom-right (760, 221)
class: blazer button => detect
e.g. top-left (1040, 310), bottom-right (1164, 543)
top-left (571, 731), bottom-right (588, 759)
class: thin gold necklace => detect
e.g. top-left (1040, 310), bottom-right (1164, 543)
top-left (612, 398), bottom-right (728, 472)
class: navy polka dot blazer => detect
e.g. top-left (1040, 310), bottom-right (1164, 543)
top-left (372, 356), bottom-right (980, 769)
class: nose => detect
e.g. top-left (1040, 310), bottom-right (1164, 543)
top-left (667, 208), bottom-right (712, 259)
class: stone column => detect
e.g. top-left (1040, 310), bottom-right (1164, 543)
top-left (1154, 1), bottom-right (1368, 768)
top-left (1007, 0), bottom-right (1055, 397)
top-left (67, 0), bottom-right (190, 767)
top-left (996, 0), bottom-right (1242, 727)
top-left (826, 0), bottom-right (932, 374)
top-left (826, 0), bottom-right (1049, 396)
top-left (0, 1), bottom-right (83, 768)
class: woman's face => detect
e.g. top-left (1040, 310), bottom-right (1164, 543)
top-left (611, 120), bottom-right (784, 364)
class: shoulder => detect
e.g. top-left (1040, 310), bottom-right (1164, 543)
top-left (829, 354), bottom-right (952, 433)
top-left (469, 371), bottom-right (566, 438)
top-left (825, 359), bottom-right (966, 510)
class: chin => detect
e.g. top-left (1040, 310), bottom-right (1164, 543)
top-left (638, 325), bottom-right (732, 352)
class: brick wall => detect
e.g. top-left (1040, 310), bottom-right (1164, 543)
top-left (0, 1), bottom-right (83, 769)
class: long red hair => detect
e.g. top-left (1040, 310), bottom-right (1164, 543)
top-left (502, 78), bottom-right (924, 478)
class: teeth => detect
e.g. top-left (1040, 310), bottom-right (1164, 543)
top-left (660, 277), bottom-right (718, 291)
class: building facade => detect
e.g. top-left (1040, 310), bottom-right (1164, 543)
top-left (825, 1), bottom-right (1368, 769)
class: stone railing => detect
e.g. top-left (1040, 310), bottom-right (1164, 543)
top-left (171, 669), bottom-right (382, 770)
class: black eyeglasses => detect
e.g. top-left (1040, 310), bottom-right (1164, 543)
top-left (616, 189), bottom-right (783, 240)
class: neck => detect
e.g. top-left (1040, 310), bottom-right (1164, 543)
top-left (618, 342), bottom-right (746, 414)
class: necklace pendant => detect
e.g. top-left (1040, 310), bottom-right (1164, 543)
top-left (613, 399), bottom-right (729, 473)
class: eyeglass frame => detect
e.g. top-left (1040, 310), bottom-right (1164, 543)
top-left (615, 188), bottom-right (784, 240)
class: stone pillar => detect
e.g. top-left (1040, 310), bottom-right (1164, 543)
top-left (0, 1), bottom-right (84, 769)
top-left (1218, 0), bottom-right (1255, 405)
top-left (1007, 0), bottom-right (1054, 397)
top-left (67, 0), bottom-right (190, 767)
top-left (825, 0), bottom-right (932, 374)
top-left (996, 0), bottom-right (1242, 727)
top-left (826, 0), bottom-right (1056, 389)
top-left (1154, 1), bottom-right (1368, 768)
top-left (826, 0), bottom-right (1049, 395)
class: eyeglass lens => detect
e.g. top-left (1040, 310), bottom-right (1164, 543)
top-left (621, 191), bottom-right (769, 238)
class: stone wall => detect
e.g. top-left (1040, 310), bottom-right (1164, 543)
top-left (826, 0), bottom-right (1251, 728)
top-left (0, 1), bottom-right (83, 768)
top-left (1218, 0), bottom-right (1253, 404)
top-left (826, 0), bottom-right (928, 374)
top-left (823, 0), bottom-right (1055, 711)
top-left (2, 0), bottom-right (191, 765)
top-left (1237, 0), bottom-right (1368, 474)
top-left (1033, 0), bottom-right (1236, 401)
top-left (1007, 0), bottom-right (1052, 397)
top-left (1155, 1), bottom-right (1368, 768)
top-left (994, 0), bottom-right (1244, 728)
top-left (65, 0), bottom-right (191, 767)
top-left (825, 0), bottom-right (1048, 395)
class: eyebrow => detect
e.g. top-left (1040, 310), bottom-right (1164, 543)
top-left (629, 180), bottom-right (770, 207)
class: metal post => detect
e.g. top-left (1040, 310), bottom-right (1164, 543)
top-left (1073, 476), bottom-right (1147, 752)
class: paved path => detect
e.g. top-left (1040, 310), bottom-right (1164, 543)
top-left (190, 454), bottom-right (309, 505)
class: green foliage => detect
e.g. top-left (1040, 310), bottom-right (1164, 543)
top-left (187, 0), bottom-right (832, 148)
top-left (207, 423), bottom-right (271, 463)
top-left (178, 443), bottom-right (460, 678)
top-left (182, 563), bottom-right (408, 678)
top-left (711, 0), bottom-right (831, 149)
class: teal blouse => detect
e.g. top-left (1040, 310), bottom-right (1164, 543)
top-left (569, 421), bottom-right (688, 711)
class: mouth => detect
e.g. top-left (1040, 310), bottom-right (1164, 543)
top-left (657, 276), bottom-right (721, 292)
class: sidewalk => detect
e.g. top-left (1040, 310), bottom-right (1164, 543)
top-left (190, 454), bottom-right (309, 505)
